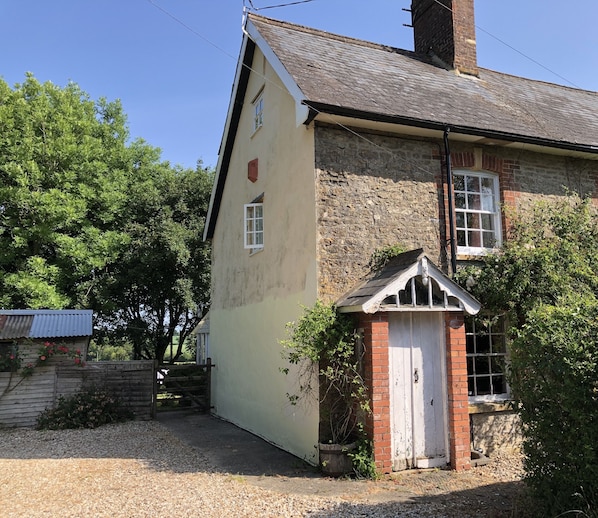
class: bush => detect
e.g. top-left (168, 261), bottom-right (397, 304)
top-left (510, 299), bottom-right (598, 516)
top-left (36, 387), bottom-right (134, 430)
top-left (456, 195), bottom-right (598, 516)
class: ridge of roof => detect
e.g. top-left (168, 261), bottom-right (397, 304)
top-left (247, 13), bottom-right (421, 60)
top-left (248, 12), bottom-right (597, 96)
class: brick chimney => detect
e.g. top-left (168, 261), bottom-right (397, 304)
top-left (411, 0), bottom-right (478, 76)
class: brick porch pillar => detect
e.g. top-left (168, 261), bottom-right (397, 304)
top-left (445, 312), bottom-right (471, 471)
top-left (358, 313), bottom-right (392, 473)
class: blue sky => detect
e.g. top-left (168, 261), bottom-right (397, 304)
top-left (1, 1), bottom-right (596, 170)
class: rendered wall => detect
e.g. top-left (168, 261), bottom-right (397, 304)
top-left (209, 48), bottom-right (320, 462)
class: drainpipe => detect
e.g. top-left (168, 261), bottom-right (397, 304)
top-left (443, 127), bottom-right (458, 276)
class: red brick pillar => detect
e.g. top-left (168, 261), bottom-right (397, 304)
top-left (358, 312), bottom-right (392, 473)
top-left (445, 312), bottom-right (471, 471)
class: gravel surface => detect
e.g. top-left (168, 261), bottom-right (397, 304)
top-left (0, 420), bottom-right (524, 517)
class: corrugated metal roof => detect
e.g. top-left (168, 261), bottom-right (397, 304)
top-left (0, 310), bottom-right (93, 339)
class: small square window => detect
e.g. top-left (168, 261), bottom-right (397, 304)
top-left (244, 202), bottom-right (263, 250)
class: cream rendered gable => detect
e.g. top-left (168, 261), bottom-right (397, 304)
top-left (207, 42), bottom-right (320, 461)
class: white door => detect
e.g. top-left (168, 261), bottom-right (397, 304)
top-left (389, 312), bottom-right (448, 470)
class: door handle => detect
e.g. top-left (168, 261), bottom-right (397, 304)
top-left (414, 368), bottom-right (419, 383)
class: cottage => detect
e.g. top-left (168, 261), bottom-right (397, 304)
top-left (203, 0), bottom-right (598, 472)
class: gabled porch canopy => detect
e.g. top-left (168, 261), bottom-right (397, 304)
top-left (336, 249), bottom-right (480, 315)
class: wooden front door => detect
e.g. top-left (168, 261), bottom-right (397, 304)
top-left (389, 312), bottom-right (448, 470)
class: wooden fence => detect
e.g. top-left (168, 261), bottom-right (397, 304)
top-left (57, 361), bottom-right (155, 419)
top-left (0, 360), bottom-right (155, 428)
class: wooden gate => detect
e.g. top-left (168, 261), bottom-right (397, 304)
top-left (155, 359), bottom-right (214, 413)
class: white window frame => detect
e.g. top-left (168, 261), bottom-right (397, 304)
top-left (252, 93), bottom-right (264, 134)
top-left (244, 202), bottom-right (263, 251)
top-left (465, 315), bottom-right (509, 403)
top-left (453, 171), bottom-right (502, 255)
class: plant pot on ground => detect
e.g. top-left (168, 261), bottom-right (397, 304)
top-left (281, 300), bottom-right (374, 477)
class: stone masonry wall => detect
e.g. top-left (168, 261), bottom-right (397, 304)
top-left (315, 123), bottom-right (598, 302)
top-left (315, 124), bottom-right (446, 302)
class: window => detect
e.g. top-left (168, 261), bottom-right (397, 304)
top-left (454, 171), bottom-right (501, 254)
top-left (244, 202), bottom-right (263, 250)
top-left (252, 93), bottom-right (264, 133)
top-left (465, 316), bottom-right (508, 401)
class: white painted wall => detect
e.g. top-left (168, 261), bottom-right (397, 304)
top-left (208, 46), bottom-right (319, 462)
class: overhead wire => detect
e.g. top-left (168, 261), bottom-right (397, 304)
top-left (145, 0), bottom-right (586, 177)
top-left (144, 0), bottom-right (448, 176)
top-left (430, 0), bottom-right (581, 89)
top-left (245, 0), bottom-right (317, 10)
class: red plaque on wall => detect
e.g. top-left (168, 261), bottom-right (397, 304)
top-left (248, 158), bottom-right (258, 183)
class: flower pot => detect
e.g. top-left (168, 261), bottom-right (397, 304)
top-left (318, 441), bottom-right (357, 477)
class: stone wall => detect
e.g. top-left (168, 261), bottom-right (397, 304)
top-left (314, 123), bottom-right (598, 301)
top-left (314, 124), bottom-right (446, 301)
top-left (471, 410), bottom-right (523, 455)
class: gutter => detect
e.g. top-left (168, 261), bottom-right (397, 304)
top-left (303, 101), bottom-right (598, 156)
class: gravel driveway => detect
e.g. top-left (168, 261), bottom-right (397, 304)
top-left (0, 419), bottom-right (524, 517)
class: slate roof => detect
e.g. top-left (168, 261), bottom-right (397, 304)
top-left (204, 14), bottom-right (598, 240)
top-left (336, 249), bottom-right (426, 309)
top-left (0, 310), bottom-right (93, 340)
top-left (336, 249), bottom-right (480, 315)
top-left (250, 14), bottom-right (598, 151)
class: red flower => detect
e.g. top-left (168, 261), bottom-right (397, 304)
top-left (40, 355), bottom-right (47, 361)
top-left (74, 358), bottom-right (81, 365)
top-left (9, 354), bottom-right (14, 360)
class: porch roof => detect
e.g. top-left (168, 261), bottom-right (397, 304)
top-left (336, 249), bottom-right (480, 315)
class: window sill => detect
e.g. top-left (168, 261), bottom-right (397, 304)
top-left (468, 400), bottom-right (513, 414)
top-left (457, 249), bottom-right (501, 261)
top-left (250, 125), bottom-right (263, 138)
top-left (249, 247), bottom-right (264, 256)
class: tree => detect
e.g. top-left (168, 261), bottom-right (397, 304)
top-left (0, 74), bottom-right (212, 363)
top-left (0, 74), bottom-right (130, 308)
top-left (93, 159), bottom-right (212, 363)
top-left (457, 194), bottom-right (598, 516)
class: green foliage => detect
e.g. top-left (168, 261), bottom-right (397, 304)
top-left (0, 343), bottom-right (20, 372)
top-left (281, 301), bottom-right (371, 449)
top-left (348, 436), bottom-right (379, 479)
top-left (93, 162), bottom-right (213, 363)
top-left (368, 243), bottom-right (406, 271)
top-left (456, 194), bottom-right (598, 516)
top-left (36, 387), bottom-right (134, 430)
top-left (510, 299), bottom-right (598, 515)
top-left (0, 74), bottom-right (213, 363)
top-left (88, 338), bottom-right (133, 361)
top-left (456, 195), bottom-right (598, 324)
top-left (0, 74), bottom-right (131, 309)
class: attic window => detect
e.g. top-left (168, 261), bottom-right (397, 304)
top-left (382, 276), bottom-right (461, 310)
top-left (252, 90), bottom-right (264, 134)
